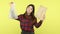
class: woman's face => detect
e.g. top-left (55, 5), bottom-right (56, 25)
top-left (26, 6), bottom-right (33, 14)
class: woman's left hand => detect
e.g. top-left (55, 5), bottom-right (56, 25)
top-left (40, 14), bottom-right (45, 20)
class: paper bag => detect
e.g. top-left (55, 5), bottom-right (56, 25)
top-left (35, 5), bottom-right (47, 19)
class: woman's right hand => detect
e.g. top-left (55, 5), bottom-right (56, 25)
top-left (10, 2), bottom-right (15, 8)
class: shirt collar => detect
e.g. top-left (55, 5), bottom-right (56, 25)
top-left (25, 13), bottom-right (32, 19)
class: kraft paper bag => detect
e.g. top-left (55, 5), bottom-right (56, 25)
top-left (35, 5), bottom-right (47, 19)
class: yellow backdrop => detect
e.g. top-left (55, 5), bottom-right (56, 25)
top-left (0, 0), bottom-right (60, 34)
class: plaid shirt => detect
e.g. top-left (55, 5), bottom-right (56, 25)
top-left (16, 14), bottom-right (43, 32)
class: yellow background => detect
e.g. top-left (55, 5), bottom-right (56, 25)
top-left (0, 0), bottom-right (60, 34)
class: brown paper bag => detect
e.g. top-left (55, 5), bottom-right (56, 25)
top-left (35, 5), bottom-right (47, 19)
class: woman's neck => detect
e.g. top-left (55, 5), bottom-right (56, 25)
top-left (27, 13), bottom-right (30, 15)
top-left (26, 13), bottom-right (30, 16)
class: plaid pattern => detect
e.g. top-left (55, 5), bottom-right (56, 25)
top-left (16, 14), bottom-right (43, 32)
top-left (21, 30), bottom-right (34, 34)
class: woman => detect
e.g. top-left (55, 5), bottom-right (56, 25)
top-left (9, 2), bottom-right (45, 34)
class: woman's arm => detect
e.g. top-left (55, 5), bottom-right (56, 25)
top-left (34, 14), bottom-right (45, 28)
top-left (34, 18), bottom-right (43, 28)
top-left (9, 2), bottom-right (18, 19)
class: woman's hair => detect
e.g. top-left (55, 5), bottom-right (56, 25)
top-left (23, 4), bottom-right (36, 21)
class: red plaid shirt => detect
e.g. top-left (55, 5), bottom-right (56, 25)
top-left (16, 14), bottom-right (43, 32)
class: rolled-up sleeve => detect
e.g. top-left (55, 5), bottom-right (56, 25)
top-left (16, 14), bottom-right (23, 21)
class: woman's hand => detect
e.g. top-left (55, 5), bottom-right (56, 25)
top-left (40, 14), bottom-right (45, 20)
top-left (10, 2), bottom-right (15, 8)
